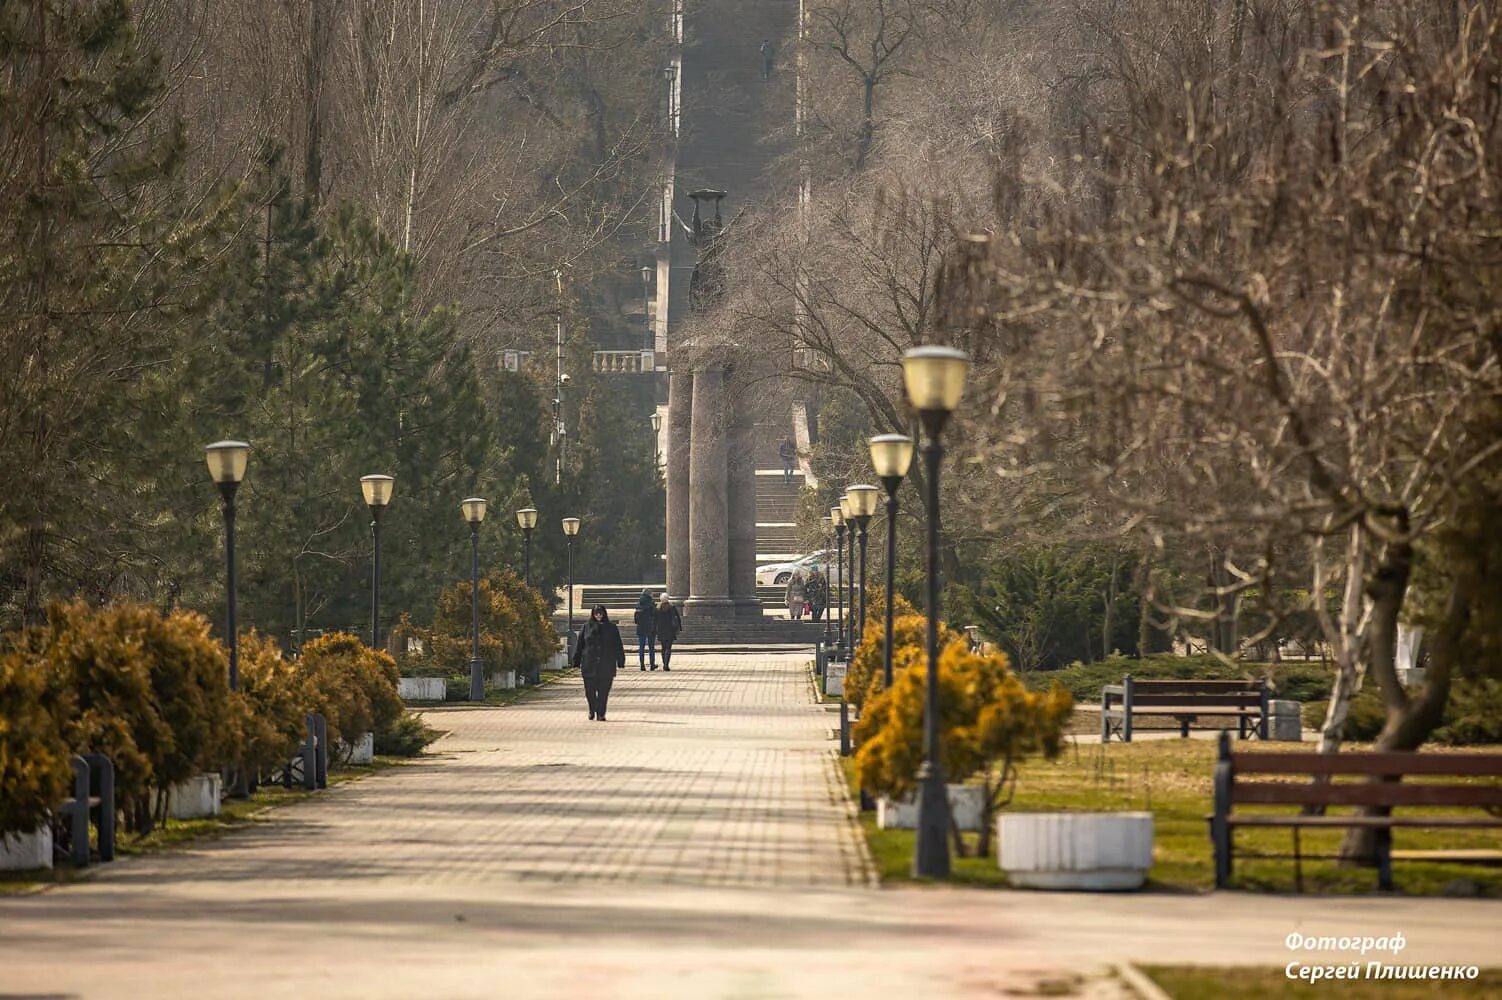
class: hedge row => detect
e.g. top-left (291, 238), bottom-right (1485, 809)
top-left (1019, 653), bottom-right (1335, 704)
top-left (0, 601), bottom-right (420, 838)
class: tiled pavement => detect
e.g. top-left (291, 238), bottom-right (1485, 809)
top-left (2, 651), bottom-right (1498, 999)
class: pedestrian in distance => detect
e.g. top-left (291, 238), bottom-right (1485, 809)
top-left (785, 570), bottom-right (807, 620)
top-left (778, 437), bottom-right (796, 483)
top-left (760, 38), bottom-right (775, 80)
top-left (572, 604), bottom-right (624, 721)
top-left (805, 568), bottom-right (828, 622)
top-left (654, 594), bottom-right (683, 671)
top-left (633, 588), bottom-right (658, 670)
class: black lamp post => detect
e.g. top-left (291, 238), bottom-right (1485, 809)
top-left (462, 497), bottom-right (488, 701)
top-left (821, 515), bottom-right (835, 643)
top-left (869, 434), bottom-right (914, 688)
top-left (846, 485), bottom-right (879, 647)
top-left (641, 264), bottom-right (654, 351)
top-left (204, 441), bottom-right (250, 690)
top-left (516, 507), bottom-right (538, 586)
top-left (650, 410), bottom-right (663, 470)
top-left (903, 344), bottom-right (970, 880)
top-left (841, 494), bottom-right (857, 652)
top-left (563, 516), bottom-right (581, 659)
top-left (831, 505), bottom-right (846, 654)
top-left (361, 475), bottom-right (394, 649)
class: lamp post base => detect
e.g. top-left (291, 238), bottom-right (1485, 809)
top-left (469, 658), bottom-right (486, 702)
top-left (912, 762), bottom-right (952, 878)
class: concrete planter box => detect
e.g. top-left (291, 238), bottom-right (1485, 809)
top-left (0, 826), bottom-right (53, 871)
top-left (823, 658), bottom-right (848, 697)
top-left (877, 784), bottom-right (986, 832)
top-left (398, 677), bottom-right (446, 701)
top-left (165, 773), bottom-right (223, 820)
top-left (491, 669), bottom-right (518, 690)
top-left (339, 731), bottom-right (375, 765)
top-left (997, 812), bottom-right (1154, 890)
top-left (549, 650), bottom-right (568, 671)
top-left (1270, 700), bottom-right (1303, 741)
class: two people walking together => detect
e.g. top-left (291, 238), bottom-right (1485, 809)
top-left (571, 592), bottom-right (683, 721)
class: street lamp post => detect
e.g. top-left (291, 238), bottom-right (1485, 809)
top-left (650, 410), bottom-right (663, 470)
top-left (361, 475), bottom-right (395, 649)
top-left (204, 441), bottom-right (250, 690)
top-left (840, 494), bottom-right (857, 652)
top-left (563, 516), bottom-right (581, 659)
top-left (462, 498), bottom-right (488, 701)
top-left (641, 264), bottom-right (654, 351)
top-left (903, 345), bottom-right (970, 879)
top-left (830, 505), bottom-right (846, 654)
top-left (821, 515), bottom-right (835, 646)
top-left (845, 485), bottom-right (880, 648)
top-left (869, 435), bottom-right (914, 688)
top-left (516, 507), bottom-right (538, 586)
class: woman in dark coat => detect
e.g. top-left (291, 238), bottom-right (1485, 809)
top-left (572, 604), bottom-right (624, 721)
top-left (653, 595), bottom-right (683, 671)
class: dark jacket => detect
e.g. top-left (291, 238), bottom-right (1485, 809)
top-left (654, 603), bottom-right (683, 644)
top-left (633, 592), bottom-right (656, 634)
top-left (573, 619), bottom-right (624, 677)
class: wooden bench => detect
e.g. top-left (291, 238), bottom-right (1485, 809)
top-left (1100, 676), bottom-right (1268, 743)
top-left (1208, 731), bottom-right (1502, 890)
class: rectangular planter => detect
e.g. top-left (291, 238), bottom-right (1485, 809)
top-left (823, 658), bottom-right (848, 697)
top-left (340, 731), bottom-right (375, 765)
top-left (491, 669), bottom-right (518, 690)
top-left (1269, 699), bottom-right (1303, 741)
top-left (165, 772), bottom-right (222, 820)
top-left (997, 812), bottom-right (1154, 890)
top-left (0, 826), bottom-right (53, 871)
top-left (398, 677), bottom-right (446, 701)
top-left (877, 783), bottom-right (986, 832)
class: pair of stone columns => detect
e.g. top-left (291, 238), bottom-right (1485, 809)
top-left (666, 367), bottom-right (760, 620)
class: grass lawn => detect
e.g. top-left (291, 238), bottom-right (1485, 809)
top-left (846, 737), bottom-right (1502, 896)
top-left (0, 756), bottom-right (412, 896)
top-left (1141, 966), bottom-right (1502, 999)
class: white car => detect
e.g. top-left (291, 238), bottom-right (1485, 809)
top-left (755, 550), bottom-right (843, 588)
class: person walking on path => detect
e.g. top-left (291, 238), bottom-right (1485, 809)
top-left (572, 604), bottom-right (624, 720)
top-left (633, 589), bottom-right (658, 670)
top-left (760, 38), bottom-right (775, 79)
top-left (654, 594), bottom-right (683, 671)
top-left (785, 571), bottom-right (807, 620)
top-left (805, 568), bottom-right (828, 622)
top-left (778, 437), bottom-right (796, 483)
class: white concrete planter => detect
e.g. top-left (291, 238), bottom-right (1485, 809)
top-left (165, 773), bottom-right (223, 820)
top-left (340, 731), bottom-right (375, 765)
top-left (877, 784), bottom-right (986, 832)
top-left (997, 811), bottom-right (1154, 891)
top-left (491, 669), bottom-right (518, 690)
top-left (1269, 700), bottom-right (1303, 741)
top-left (0, 826), bottom-right (53, 871)
top-left (398, 677), bottom-right (446, 701)
top-left (823, 659), bottom-right (848, 697)
top-left (549, 650), bottom-right (568, 671)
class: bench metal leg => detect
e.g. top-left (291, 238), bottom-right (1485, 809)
top-left (1292, 827), bottom-right (1304, 893)
top-left (82, 753), bottom-right (114, 862)
top-left (1180, 717), bottom-right (1191, 738)
top-left (839, 699), bottom-right (850, 757)
top-left (1100, 706), bottom-right (1110, 743)
top-left (1376, 827), bottom-right (1394, 891)
top-left (69, 756), bottom-right (90, 868)
top-left (314, 713), bottom-right (329, 789)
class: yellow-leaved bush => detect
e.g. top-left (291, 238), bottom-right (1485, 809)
top-left (853, 639), bottom-right (1073, 856)
top-left (0, 645), bottom-right (73, 838)
top-left (844, 588), bottom-right (958, 711)
top-left (296, 632), bottom-right (403, 756)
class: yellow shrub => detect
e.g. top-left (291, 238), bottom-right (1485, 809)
top-left (236, 631), bottom-right (310, 777)
top-left (0, 647), bottom-right (72, 837)
top-left (297, 632), bottom-right (403, 750)
top-left (845, 588), bottom-right (956, 710)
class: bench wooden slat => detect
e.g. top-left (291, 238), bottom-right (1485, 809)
top-left (1130, 679), bottom-right (1265, 692)
top-left (1125, 696), bottom-right (1265, 709)
top-left (1211, 814), bottom-right (1502, 829)
top-left (1229, 751), bottom-right (1502, 777)
top-left (1113, 703), bottom-right (1261, 715)
top-left (1232, 782), bottom-right (1502, 808)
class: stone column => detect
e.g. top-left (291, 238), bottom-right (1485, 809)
top-left (685, 365), bottom-right (734, 619)
top-left (666, 369), bottom-right (693, 602)
top-left (727, 380), bottom-right (762, 620)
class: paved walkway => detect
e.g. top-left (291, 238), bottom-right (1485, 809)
top-left (1, 652), bottom-right (1497, 999)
